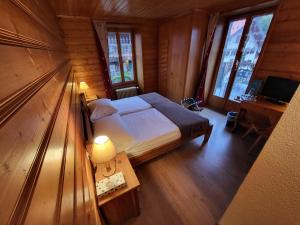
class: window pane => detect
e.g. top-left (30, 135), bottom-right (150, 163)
top-left (108, 32), bottom-right (121, 84)
top-left (229, 14), bottom-right (273, 100)
top-left (120, 32), bottom-right (134, 81)
top-left (213, 19), bottom-right (246, 98)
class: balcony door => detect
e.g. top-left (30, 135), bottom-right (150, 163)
top-left (209, 11), bottom-right (274, 110)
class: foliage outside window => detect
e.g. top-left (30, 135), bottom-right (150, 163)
top-left (107, 30), bottom-right (135, 85)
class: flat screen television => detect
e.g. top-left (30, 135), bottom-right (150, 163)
top-left (261, 76), bottom-right (300, 103)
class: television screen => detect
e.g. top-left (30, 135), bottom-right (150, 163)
top-left (261, 76), bottom-right (300, 103)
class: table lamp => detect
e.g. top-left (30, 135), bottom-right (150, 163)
top-left (79, 81), bottom-right (89, 96)
top-left (91, 135), bottom-right (117, 177)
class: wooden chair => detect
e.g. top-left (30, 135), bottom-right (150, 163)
top-left (242, 121), bottom-right (273, 154)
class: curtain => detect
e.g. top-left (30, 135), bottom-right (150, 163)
top-left (195, 13), bottom-right (220, 106)
top-left (93, 21), bottom-right (114, 99)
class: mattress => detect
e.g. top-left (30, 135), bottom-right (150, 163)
top-left (121, 108), bottom-right (181, 158)
top-left (111, 96), bottom-right (152, 115)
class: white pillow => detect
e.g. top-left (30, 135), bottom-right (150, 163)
top-left (90, 104), bottom-right (118, 122)
top-left (88, 98), bottom-right (117, 122)
top-left (87, 98), bottom-right (111, 112)
top-left (93, 114), bottom-right (136, 152)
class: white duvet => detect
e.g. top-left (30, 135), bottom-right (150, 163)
top-left (121, 108), bottom-right (181, 157)
top-left (92, 108), bottom-right (181, 158)
top-left (111, 96), bottom-right (151, 115)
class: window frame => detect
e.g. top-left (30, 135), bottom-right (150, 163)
top-left (107, 28), bottom-right (137, 87)
top-left (208, 7), bottom-right (275, 110)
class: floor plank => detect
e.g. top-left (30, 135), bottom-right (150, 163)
top-left (124, 108), bottom-right (258, 225)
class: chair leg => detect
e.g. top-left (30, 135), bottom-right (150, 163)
top-left (248, 134), bottom-right (264, 154)
top-left (242, 126), bottom-right (254, 139)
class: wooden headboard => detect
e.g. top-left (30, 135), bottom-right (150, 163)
top-left (80, 93), bottom-right (94, 145)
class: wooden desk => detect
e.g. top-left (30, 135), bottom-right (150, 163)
top-left (95, 152), bottom-right (140, 225)
top-left (234, 99), bottom-right (288, 130)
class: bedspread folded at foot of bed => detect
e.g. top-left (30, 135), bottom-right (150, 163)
top-left (139, 92), bottom-right (170, 106)
top-left (139, 93), bottom-right (210, 139)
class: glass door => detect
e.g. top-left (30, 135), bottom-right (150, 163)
top-left (213, 18), bottom-right (247, 98)
top-left (229, 14), bottom-right (274, 100)
top-left (210, 12), bottom-right (274, 109)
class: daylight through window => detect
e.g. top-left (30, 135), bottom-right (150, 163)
top-left (108, 31), bottom-right (135, 85)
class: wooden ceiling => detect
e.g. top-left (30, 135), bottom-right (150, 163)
top-left (48, 0), bottom-right (273, 19)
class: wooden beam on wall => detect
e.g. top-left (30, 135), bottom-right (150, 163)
top-left (0, 1), bottom-right (101, 224)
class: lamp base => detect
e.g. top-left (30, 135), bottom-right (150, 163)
top-left (100, 159), bottom-right (116, 177)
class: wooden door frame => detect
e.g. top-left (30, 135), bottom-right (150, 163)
top-left (207, 7), bottom-right (276, 112)
top-left (208, 15), bottom-right (250, 111)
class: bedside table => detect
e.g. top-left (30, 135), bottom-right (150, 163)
top-left (95, 152), bottom-right (140, 225)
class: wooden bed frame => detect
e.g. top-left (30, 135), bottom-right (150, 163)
top-left (80, 93), bottom-right (213, 167)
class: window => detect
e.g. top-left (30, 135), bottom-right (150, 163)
top-left (213, 19), bottom-right (246, 98)
top-left (107, 30), bottom-right (136, 85)
top-left (212, 12), bottom-right (273, 101)
top-left (228, 13), bottom-right (273, 100)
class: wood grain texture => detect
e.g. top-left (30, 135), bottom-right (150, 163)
top-left (0, 1), bottom-right (100, 224)
top-left (10, 0), bottom-right (63, 41)
top-left (158, 11), bottom-right (209, 102)
top-left (254, 0), bottom-right (300, 81)
top-left (93, 152), bottom-right (140, 225)
top-left (135, 22), bottom-right (158, 93)
top-left (94, 152), bottom-right (140, 207)
top-left (158, 22), bottom-right (169, 97)
top-left (124, 108), bottom-right (257, 225)
top-left (0, 28), bottom-right (60, 51)
top-left (184, 11), bottom-right (209, 98)
top-left (0, 60), bottom-right (69, 128)
top-left (58, 17), bottom-right (107, 99)
top-left (49, 0), bottom-right (272, 19)
top-left (158, 15), bottom-right (190, 102)
top-left (59, 16), bottom-right (159, 97)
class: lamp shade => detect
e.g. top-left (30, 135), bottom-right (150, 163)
top-left (79, 81), bottom-right (89, 90)
top-left (91, 136), bottom-right (116, 164)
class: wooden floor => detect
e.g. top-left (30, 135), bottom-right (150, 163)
top-left (124, 108), bottom-right (259, 225)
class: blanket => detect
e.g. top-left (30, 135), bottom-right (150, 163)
top-left (140, 93), bottom-right (210, 138)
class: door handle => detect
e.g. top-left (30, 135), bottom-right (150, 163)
top-left (235, 60), bottom-right (239, 70)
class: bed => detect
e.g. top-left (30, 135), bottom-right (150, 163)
top-left (80, 93), bottom-right (213, 166)
top-left (110, 96), bottom-right (152, 115)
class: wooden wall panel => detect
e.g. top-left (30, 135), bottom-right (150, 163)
top-left (136, 23), bottom-right (158, 93)
top-left (254, 0), bottom-right (300, 81)
top-left (158, 11), bottom-right (209, 102)
top-left (168, 15), bottom-right (192, 102)
top-left (158, 22), bottom-right (170, 97)
top-left (59, 16), bottom-right (158, 97)
top-left (184, 11), bottom-right (209, 98)
top-left (0, 1), bottom-right (100, 225)
top-left (58, 17), bottom-right (107, 99)
top-left (158, 16), bottom-right (190, 102)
